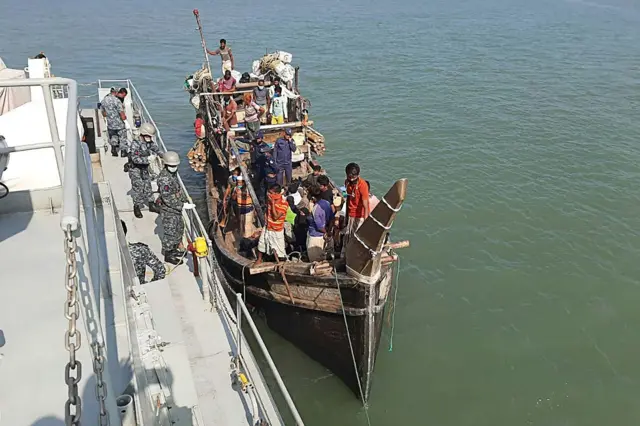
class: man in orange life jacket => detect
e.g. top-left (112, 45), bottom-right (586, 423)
top-left (226, 175), bottom-right (255, 238)
top-left (255, 183), bottom-right (289, 265)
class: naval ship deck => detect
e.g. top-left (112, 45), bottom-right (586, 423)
top-left (0, 73), bottom-right (301, 425)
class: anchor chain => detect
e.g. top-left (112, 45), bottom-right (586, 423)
top-left (63, 226), bottom-right (82, 426)
top-left (92, 341), bottom-right (110, 425)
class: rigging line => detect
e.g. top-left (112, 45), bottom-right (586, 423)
top-left (334, 266), bottom-right (373, 426)
top-left (388, 256), bottom-right (401, 352)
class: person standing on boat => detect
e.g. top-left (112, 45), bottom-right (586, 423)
top-left (207, 38), bottom-right (235, 77)
top-left (158, 151), bottom-right (195, 265)
top-left (307, 187), bottom-right (332, 262)
top-left (342, 162), bottom-right (369, 257)
top-left (127, 123), bottom-right (162, 218)
top-left (220, 95), bottom-right (238, 131)
top-left (317, 175), bottom-right (334, 203)
top-left (121, 220), bottom-right (165, 283)
top-left (101, 87), bottom-right (129, 157)
top-left (243, 93), bottom-right (263, 141)
top-left (273, 128), bottom-right (297, 186)
top-left (255, 183), bottom-right (289, 265)
top-left (253, 79), bottom-right (270, 124)
top-left (268, 76), bottom-right (298, 100)
top-left (302, 164), bottom-right (322, 189)
top-left (217, 70), bottom-right (237, 93)
top-left (269, 87), bottom-right (288, 124)
top-left (229, 175), bottom-right (255, 238)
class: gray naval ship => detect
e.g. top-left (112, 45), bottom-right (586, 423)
top-left (0, 55), bottom-right (304, 426)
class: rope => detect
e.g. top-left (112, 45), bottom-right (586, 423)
top-left (334, 267), bottom-right (372, 426)
top-left (370, 214), bottom-right (392, 230)
top-left (381, 197), bottom-right (402, 212)
top-left (388, 256), bottom-right (401, 352)
top-left (354, 233), bottom-right (379, 257)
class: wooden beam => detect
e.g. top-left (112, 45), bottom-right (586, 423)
top-left (385, 240), bottom-right (410, 250)
top-left (231, 120), bottom-right (312, 133)
top-left (249, 262), bottom-right (278, 275)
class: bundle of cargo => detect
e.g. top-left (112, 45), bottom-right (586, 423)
top-left (187, 139), bottom-right (207, 172)
top-left (250, 51), bottom-right (295, 83)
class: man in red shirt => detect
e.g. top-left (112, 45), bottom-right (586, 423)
top-left (342, 162), bottom-right (369, 256)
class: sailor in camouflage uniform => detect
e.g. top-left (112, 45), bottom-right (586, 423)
top-left (158, 151), bottom-right (195, 265)
top-left (101, 87), bottom-right (129, 157)
top-left (121, 220), bottom-right (165, 283)
top-left (128, 123), bottom-right (161, 218)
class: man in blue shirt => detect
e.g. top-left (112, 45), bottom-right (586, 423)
top-left (307, 186), bottom-right (332, 261)
top-left (272, 128), bottom-right (297, 186)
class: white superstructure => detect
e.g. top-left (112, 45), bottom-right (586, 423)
top-left (0, 57), bottom-right (304, 426)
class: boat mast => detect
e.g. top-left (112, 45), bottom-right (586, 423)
top-left (193, 9), bottom-right (213, 80)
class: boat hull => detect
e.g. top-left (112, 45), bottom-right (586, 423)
top-left (213, 238), bottom-right (394, 400)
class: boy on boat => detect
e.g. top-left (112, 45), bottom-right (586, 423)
top-left (269, 86), bottom-right (288, 124)
top-left (255, 184), bottom-right (289, 265)
top-left (302, 164), bottom-right (323, 189)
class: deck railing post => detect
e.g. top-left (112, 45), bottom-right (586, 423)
top-left (236, 293), bottom-right (243, 359)
top-left (41, 83), bottom-right (64, 181)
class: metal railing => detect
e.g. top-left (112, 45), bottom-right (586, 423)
top-left (0, 77), bottom-right (119, 423)
top-left (98, 79), bottom-right (305, 425)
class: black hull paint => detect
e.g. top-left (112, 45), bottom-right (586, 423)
top-left (212, 235), bottom-right (391, 401)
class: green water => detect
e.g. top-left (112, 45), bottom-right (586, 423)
top-left (3, 0), bottom-right (640, 423)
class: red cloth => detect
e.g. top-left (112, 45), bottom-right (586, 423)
top-left (345, 177), bottom-right (369, 218)
top-left (194, 117), bottom-right (205, 138)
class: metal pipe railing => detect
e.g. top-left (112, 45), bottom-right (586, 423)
top-left (0, 77), bottom-right (79, 230)
top-left (0, 142), bottom-right (56, 154)
top-left (235, 293), bottom-right (305, 426)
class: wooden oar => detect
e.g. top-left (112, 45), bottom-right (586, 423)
top-left (273, 250), bottom-right (295, 305)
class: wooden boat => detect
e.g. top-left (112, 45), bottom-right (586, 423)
top-left (185, 13), bottom-right (408, 401)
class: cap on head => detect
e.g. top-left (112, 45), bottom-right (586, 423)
top-left (109, 87), bottom-right (117, 93)
top-left (256, 131), bottom-right (264, 139)
top-left (284, 128), bottom-right (292, 136)
top-left (163, 151), bottom-right (180, 166)
top-left (139, 123), bottom-right (156, 137)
